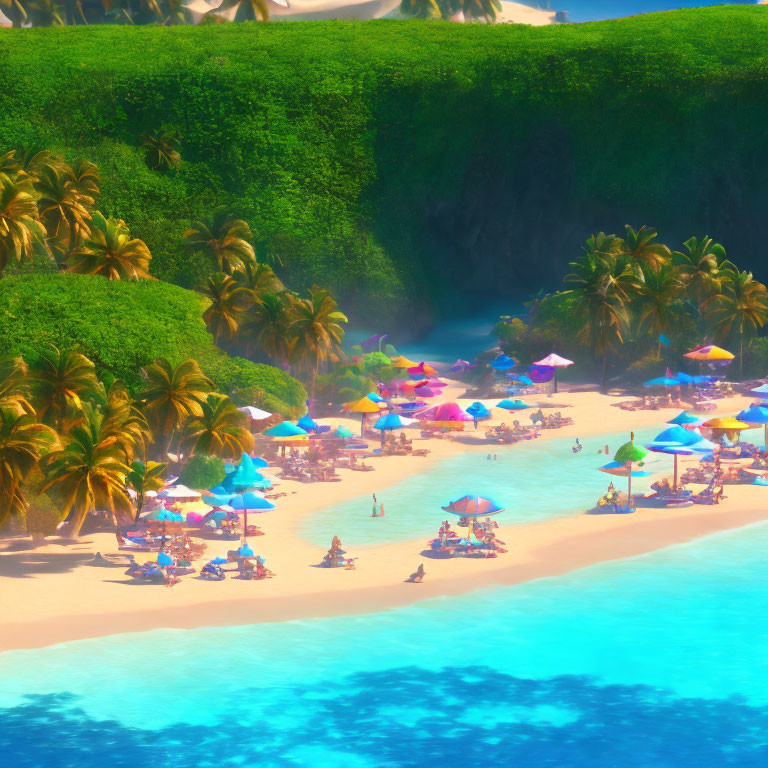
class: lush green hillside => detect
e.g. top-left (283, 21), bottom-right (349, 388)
top-left (0, 274), bottom-right (307, 416)
top-left (2, 9), bottom-right (768, 326)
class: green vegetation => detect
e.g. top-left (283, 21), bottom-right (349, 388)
top-left (4, 9), bottom-right (768, 321)
top-left (0, 273), bottom-right (307, 416)
top-left (500, 226), bottom-right (768, 389)
top-left (178, 453), bottom-right (226, 492)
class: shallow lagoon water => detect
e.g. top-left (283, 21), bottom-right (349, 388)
top-left (303, 426), bottom-right (662, 547)
top-left (1, 522), bottom-right (767, 766)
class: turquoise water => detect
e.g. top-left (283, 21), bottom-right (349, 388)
top-left (1, 521), bottom-right (767, 766)
top-left (539, 0), bottom-right (757, 23)
top-left (303, 427), bottom-right (663, 547)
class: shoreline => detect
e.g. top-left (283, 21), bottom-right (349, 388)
top-left (1, 389), bottom-right (761, 653)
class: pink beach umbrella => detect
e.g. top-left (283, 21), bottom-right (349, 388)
top-left (533, 353), bottom-right (574, 393)
top-left (416, 403), bottom-right (472, 422)
top-left (426, 378), bottom-right (448, 388)
top-left (414, 386), bottom-right (437, 398)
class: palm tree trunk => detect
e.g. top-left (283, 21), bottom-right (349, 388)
top-left (740, 336), bottom-right (744, 380)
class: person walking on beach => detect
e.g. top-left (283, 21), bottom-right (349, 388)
top-left (408, 563), bottom-right (425, 583)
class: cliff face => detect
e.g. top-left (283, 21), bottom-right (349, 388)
top-left (3, 10), bottom-right (768, 329)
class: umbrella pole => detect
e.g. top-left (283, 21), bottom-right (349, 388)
top-left (554, 369), bottom-right (558, 394)
top-left (673, 454), bottom-right (678, 491)
top-left (361, 414), bottom-right (365, 437)
top-left (244, 508), bottom-right (248, 541)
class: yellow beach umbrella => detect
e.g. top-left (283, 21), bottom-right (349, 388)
top-left (684, 345), bottom-right (734, 361)
top-left (703, 416), bottom-right (749, 442)
top-left (345, 396), bottom-right (382, 435)
top-left (390, 356), bottom-right (418, 369)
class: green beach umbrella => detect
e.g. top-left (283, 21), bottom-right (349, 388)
top-left (613, 433), bottom-right (649, 510)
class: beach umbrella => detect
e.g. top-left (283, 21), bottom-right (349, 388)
top-left (334, 425), bottom-right (354, 439)
top-left (157, 551), bottom-right (175, 567)
top-left (489, 354), bottom-right (516, 371)
top-left (751, 383), bottom-right (768, 396)
top-left (442, 494), bottom-right (504, 538)
top-left (613, 434), bottom-right (649, 510)
top-left (264, 421), bottom-right (308, 438)
top-left (402, 379), bottom-right (428, 390)
top-left (344, 396), bottom-right (382, 435)
top-left (509, 374), bottom-right (534, 387)
top-left (390, 356), bottom-right (418, 369)
top-left (598, 461), bottom-right (652, 478)
top-left (684, 345), bottom-right (734, 362)
top-left (649, 425), bottom-right (701, 447)
top-left (425, 378), bottom-right (448, 388)
top-left (374, 413), bottom-right (415, 446)
top-left (667, 411), bottom-right (700, 426)
top-left (209, 556), bottom-right (228, 565)
top-left (675, 372), bottom-right (695, 385)
top-left (643, 377), bottom-right (680, 387)
top-left (417, 403), bottom-right (472, 422)
top-left (533, 353), bottom-right (574, 393)
top-left (297, 415), bottom-right (318, 432)
top-left (644, 443), bottom-right (696, 490)
top-left (497, 399), bottom-right (529, 410)
top-left (466, 402), bottom-right (491, 424)
top-left (366, 392), bottom-right (386, 403)
top-left (408, 362), bottom-right (438, 377)
top-left (228, 492), bottom-right (276, 540)
top-left (229, 453), bottom-right (271, 491)
top-left (414, 386), bottom-right (437, 398)
top-left (449, 359), bottom-right (477, 373)
top-left (737, 404), bottom-right (768, 447)
top-left (158, 484), bottom-right (201, 501)
top-left (237, 405), bottom-right (272, 421)
top-left (702, 416), bottom-right (750, 442)
top-left (529, 364), bottom-right (554, 384)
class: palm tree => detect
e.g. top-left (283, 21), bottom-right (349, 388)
top-left (139, 359), bottom-right (213, 454)
top-left (25, 346), bottom-right (100, 430)
top-left (183, 209), bottom-right (256, 275)
top-left (703, 270), bottom-right (768, 377)
top-left (460, 0), bottom-right (501, 21)
top-left (182, 393), bottom-right (254, 459)
top-left (240, 291), bottom-right (294, 364)
top-left (398, 0), bottom-right (441, 17)
top-left (101, 381), bottom-right (152, 461)
top-left (564, 245), bottom-right (637, 391)
top-left (0, 356), bottom-right (33, 415)
top-left (0, 407), bottom-right (57, 528)
top-left (42, 411), bottom-right (132, 536)
top-left (208, 0), bottom-right (269, 21)
top-left (288, 287), bottom-right (348, 400)
top-left (673, 235), bottom-right (732, 310)
top-left (233, 261), bottom-right (284, 297)
top-left (636, 264), bottom-right (683, 353)
top-left (65, 212), bottom-right (152, 280)
top-left (34, 162), bottom-right (96, 260)
top-left (621, 225), bottom-right (671, 274)
top-left (142, 129), bottom-right (182, 171)
top-left (126, 459), bottom-right (166, 525)
top-left (201, 272), bottom-right (252, 343)
top-left (0, 172), bottom-right (49, 274)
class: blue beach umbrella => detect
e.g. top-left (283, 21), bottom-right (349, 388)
top-left (203, 493), bottom-right (235, 508)
top-left (297, 415), bottom-right (318, 432)
top-left (230, 453), bottom-right (271, 491)
top-left (374, 413), bottom-right (414, 446)
top-left (667, 411), bottom-right (700, 426)
top-left (466, 402), bottom-right (491, 422)
top-left (334, 425), bottom-right (354, 439)
top-left (675, 371), bottom-right (695, 385)
top-left (263, 421), bottom-right (308, 438)
top-left (228, 492), bottom-right (276, 540)
top-left (490, 354), bottom-right (516, 371)
top-left (643, 377), bottom-right (680, 387)
top-left (649, 425), bottom-right (701, 447)
top-left (737, 404), bottom-right (768, 446)
top-left (598, 461), bottom-right (652, 478)
top-left (367, 392), bottom-right (386, 403)
top-left (497, 399), bottom-right (529, 410)
top-left (210, 556), bottom-right (228, 565)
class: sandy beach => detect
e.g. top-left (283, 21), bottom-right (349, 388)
top-left (1, 387), bottom-right (762, 652)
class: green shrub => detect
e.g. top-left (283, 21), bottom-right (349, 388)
top-left (179, 454), bottom-right (226, 490)
top-left (25, 493), bottom-right (63, 542)
top-left (0, 273), bottom-right (306, 415)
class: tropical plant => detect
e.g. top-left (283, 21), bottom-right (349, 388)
top-left (240, 291), bottom-right (294, 364)
top-left (183, 208), bottom-right (256, 274)
top-left (0, 356), bottom-right (32, 415)
top-left (139, 358), bottom-right (213, 454)
top-left (42, 410), bottom-right (132, 536)
top-left (288, 286), bottom-right (348, 400)
top-left (636, 264), bottom-right (683, 353)
top-left (201, 272), bottom-right (252, 343)
top-left (621, 225), bottom-right (671, 274)
top-left (35, 161), bottom-right (96, 259)
top-left (233, 261), bottom-right (284, 297)
top-left (126, 459), bottom-right (166, 525)
top-left (178, 453), bottom-right (226, 491)
top-left (563, 241), bottom-right (637, 391)
top-left (0, 171), bottom-right (49, 274)
top-left (673, 235), bottom-right (732, 310)
top-left (0, 407), bottom-right (57, 528)
top-left (181, 393), bottom-right (254, 459)
top-left (142, 129), bottom-right (182, 171)
top-left (24, 345), bottom-right (100, 429)
top-left (66, 211), bottom-right (152, 280)
top-left (703, 269), bottom-right (768, 376)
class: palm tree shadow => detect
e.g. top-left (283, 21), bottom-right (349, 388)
top-left (0, 551), bottom-right (94, 578)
